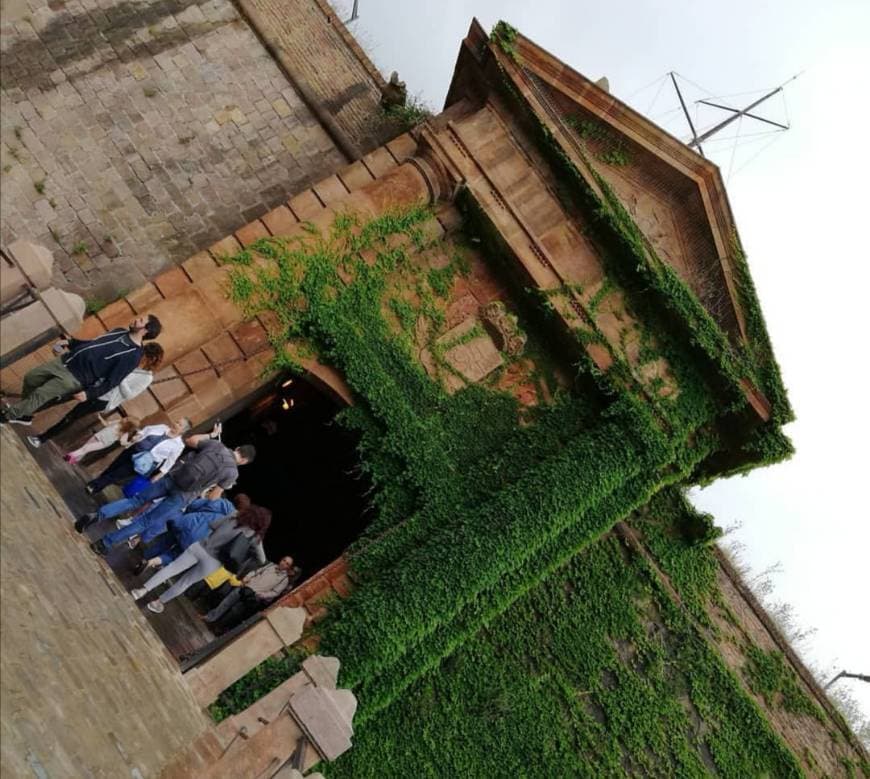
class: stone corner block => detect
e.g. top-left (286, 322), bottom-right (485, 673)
top-left (301, 655), bottom-right (340, 690)
top-left (265, 606), bottom-right (306, 647)
top-left (288, 685), bottom-right (357, 762)
top-left (0, 302), bottom-right (53, 357)
top-left (6, 239), bottom-right (54, 290)
top-left (41, 287), bottom-right (86, 333)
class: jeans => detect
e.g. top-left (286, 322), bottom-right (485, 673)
top-left (7, 357), bottom-right (82, 419)
top-left (205, 587), bottom-right (261, 631)
top-left (89, 448), bottom-right (138, 492)
top-left (141, 533), bottom-right (180, 566)
top-left (97, 479), bottom-right (186, 548)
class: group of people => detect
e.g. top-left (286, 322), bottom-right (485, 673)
top-left (1, 315), bottom-right (301, 633)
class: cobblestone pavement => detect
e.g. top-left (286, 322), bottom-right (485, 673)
top-left (0, 425), bottom-right (213, 777)
top-left (0, 0), bottom-right (347, 299)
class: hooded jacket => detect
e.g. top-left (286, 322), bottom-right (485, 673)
top-left (159, 498), bottom-right (236, 564)
top-left (64, 328), bottom-right (143, 400)
top-left (243, 563), bottom-right (296, 601)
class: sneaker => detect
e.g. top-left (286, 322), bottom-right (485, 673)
top-left (90, 539), bottom-right (108, 556)
top-left (127, 536), bottom-right (140, 550)
top-left (75, 513), bottom-right (98, 533)
top-left (26, 435), bottom-right (42, 448)
top-left (130, 587), bottom-right (148, 601)
top-left (146, 600), bottom-right (165, 614)
top-left (8, 415), bottom-right (33, 426)
top-left (115, 518), bottom-right (133, 529)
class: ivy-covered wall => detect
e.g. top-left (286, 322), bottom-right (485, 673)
top-left (325, 488), bottom-right (806, 778)
top-left (320, 487), bottom-right (866, 777)
top-left (198, 22), bottom-right (833, 774)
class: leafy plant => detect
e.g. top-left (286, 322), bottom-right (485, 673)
top-left (490, 21), bottom-right (520, 62)
top-left (383, 95), bottom-right (432, 132)
top-left (85, 298), bottom-right (107, 314)
top-left (744, 646), bottom-right (824, 721)
top-left (567, 117), bottom-right (632, 167)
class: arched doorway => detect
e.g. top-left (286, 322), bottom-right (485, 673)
top-left (151, 371), bottom-right (371, 667)
top-left (217, 374), bottom-right (371, 583)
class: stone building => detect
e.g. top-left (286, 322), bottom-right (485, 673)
top-left (1, 15), bottom-right (866, 779)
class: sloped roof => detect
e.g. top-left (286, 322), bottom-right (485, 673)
top-left (445, 19), bottom-right (790, 424)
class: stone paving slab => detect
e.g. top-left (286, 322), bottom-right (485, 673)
top-left (0, 425), bottom-right (212, 778)
top-left (0, 0), bottom-right (349, 299)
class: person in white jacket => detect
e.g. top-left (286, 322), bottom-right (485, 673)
top-left (27, 342), bottom-right (164, 448)
top-left (84, 415), bottom-right (191, 495)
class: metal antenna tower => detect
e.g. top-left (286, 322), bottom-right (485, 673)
top-left (669, 71), bottom-right (800, 158)
top-left (344, 0), bottom-right (360, 23)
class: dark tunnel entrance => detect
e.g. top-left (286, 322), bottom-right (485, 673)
top-left (217, 375), bottom-right (371, 584)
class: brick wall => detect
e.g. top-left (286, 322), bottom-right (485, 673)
top-left (237, 0), bottom-right (392, 153)
top-left (542, 83), bottom-right (742, 339)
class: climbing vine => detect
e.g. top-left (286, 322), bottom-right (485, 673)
top-left (203, 26), bottom-right (812, 773)
top-left (326, 521), bottom-right (805, 778)
top-left (566, 115), bottom-right (632, 166)
top-left (482, 30), bottom-right (793, 477)
top-left (744, 646), bottom-right (825, 721)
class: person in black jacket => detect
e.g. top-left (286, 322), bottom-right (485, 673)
top-left (0, 314), bottom-right (161, 426)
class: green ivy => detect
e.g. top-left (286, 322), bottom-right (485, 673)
top-left (566, 116), bottom-right (632, 166)
top-left (483, 44), bottom-right (794, 476)
top-left (489, 21), bottom-right (520, 62)
top-left (204, 59), bottom-right (808, 772)
top-left (743, 646), bottom-right (825, 721)
top-left (326, 530), bottom-right (803, 778)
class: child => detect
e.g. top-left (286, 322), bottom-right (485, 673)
top-left (64, 416), bottom-right (141, 464)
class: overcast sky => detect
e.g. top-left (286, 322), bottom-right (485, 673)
top-left (333, 0), bottom-right (870, 717)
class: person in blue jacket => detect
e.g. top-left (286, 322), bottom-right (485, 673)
top-left (132, 494), bottom-right (245, 575)
top-left (1, 314), bottom-right (162, 425)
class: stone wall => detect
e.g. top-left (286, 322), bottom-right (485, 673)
top-left (709, 551), bottom-right (868, 774)
top-left (236, 0), bottom-right (392, 153)
top-left (0, 0), bottom-right (387, 299)
top-left (0, 425), bottom-right (220, 777)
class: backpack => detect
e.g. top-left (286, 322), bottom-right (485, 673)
top-left (171, 443), bottom-right (237, 493)
top-left (132, 451), bottom-right (155, 475)
top-left (219, 533), bottom-right (254, 575)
